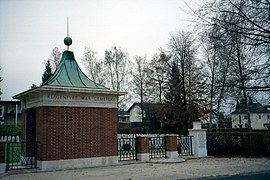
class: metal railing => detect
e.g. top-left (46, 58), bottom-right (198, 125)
top-left (5, 141), bottom-right (39, 170)
top-left (149, 137), bottom-right (165, 159)
top-left (177, 136), bottom-right (193, 156)
top-left (118, 138), bottom-right (137, 161)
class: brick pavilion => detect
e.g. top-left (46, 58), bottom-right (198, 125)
top-left (13, 35), bottom-right (126, 170)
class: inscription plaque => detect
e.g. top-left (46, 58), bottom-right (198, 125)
top-left (198, 132), bottom-right (206, 148)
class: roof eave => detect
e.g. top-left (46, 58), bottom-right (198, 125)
top-left (13, 85), bottom-right (127, 99)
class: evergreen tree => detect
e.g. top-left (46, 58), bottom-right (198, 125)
top-left (165, 61), bottom-right (183, 107)
top-left (42, 60), bottom-right (53, 84)
top-left (164, 61), bottom-right (186, 133)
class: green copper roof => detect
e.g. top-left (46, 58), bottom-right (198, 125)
top-left (43, 51), bottom-right (108, 89)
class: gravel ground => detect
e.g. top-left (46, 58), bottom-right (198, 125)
top-left (2, 157), bottom-right (270, 180)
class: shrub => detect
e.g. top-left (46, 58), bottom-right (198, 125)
top-left (207, 132), bottom-right (270, 157)
top-left (0, 125), bottom-right (21, 136)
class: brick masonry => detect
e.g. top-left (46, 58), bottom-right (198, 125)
top-left (35, 106), bottom-right (118, 161)
top-left (136, 136), bottom-right (149, 153)
top-left (165, 135), bottom-right (177, 151)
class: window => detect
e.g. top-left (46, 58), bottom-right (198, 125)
top-left (245, 123), bottom-right (247, 128)
top-left (268, 115), bottom-right (270, 119)
top-left (244, 116), bottom-right (247, 119)
top-left (259, 115), bottom-right (261, 119)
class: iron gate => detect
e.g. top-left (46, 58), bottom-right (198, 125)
top-left (6, 141), bottom-right (39, 170)
top-left (178, 136), bottom-right (193, 156)
top-left (149, 137), bottom-right (165, 159)
top-left (118, 138), bottom-right (137, 161)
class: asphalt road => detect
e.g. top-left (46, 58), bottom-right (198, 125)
top-left (212, 171), bottom-right (270, 180)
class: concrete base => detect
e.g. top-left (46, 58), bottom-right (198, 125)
top-left (149, 157), bottom-right (186, 163)
top-left (38, 156), bottom-right (118, 171)
top-left (166, 151), bottom-right (178, 159)
top-left (0, 163), bottom-right (6, 178)
top-left (137, 153), bottom-right (150, 161)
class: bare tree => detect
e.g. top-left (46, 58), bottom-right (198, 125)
top-left (201, 23), bottom-right (233, 130)
top-left (81, 46), bottom-right (105, 85)
top-left (196, 0), bottom-right (270, 130)
top-left (104, 46), bottom-right (128, 91)
top-left (146, 51), bottom-right (170, 103)
top-left (196, 0), bottom-right (270, 46)
top-left (47, 47), bottom-right (61, 72)
top-left (168, 30), bottom-right (204, 131)
top-left (196, 0), bottom-right (270, 90)
top-left (131, 56), bottom-right (148, 103)
top-left (104, 45), bottom-right (131, 109)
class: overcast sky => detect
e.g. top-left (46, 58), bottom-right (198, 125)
top-left (0, 0), bottom-right (200, 100)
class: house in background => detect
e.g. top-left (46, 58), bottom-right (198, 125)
top-left (118, 103), bottom-right (164, 133)
top-left (199, 110), bottom-right (231, 129)
top-left (231, 99), bottom-right (270, 130)
top-left (0, 100), bottom-right (21, 126)
top-left (118, 110), bottom-right (130, 132)
top-left (129, 103), bottom-right (164, 131)
top-left (199, 110), bottom-right (217, 129)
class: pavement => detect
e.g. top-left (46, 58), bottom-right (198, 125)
top-left (2, 157), bottom-right (270, 180)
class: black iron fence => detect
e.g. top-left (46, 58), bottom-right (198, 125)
top-left (149, 137), bottom-right (165, 159)
top-left (177, 135), bottom-right (193, 156)
top-left (118, 138), bottom-right (137, 161)
top-left (5, 141), bottom-right (39, 170)
top-left (117, 134), bottom-right (194, 161)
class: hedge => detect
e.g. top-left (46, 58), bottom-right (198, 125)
top-left (207, 132), bottom-right (270, 157)
top-left (0, 125), bottom-right (21, 136)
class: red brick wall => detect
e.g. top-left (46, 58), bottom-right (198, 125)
top-left (165, 136), bottom-right (177, 151)
top-left (136, 136), bottom-right (149, 153)
top-left (36, 106), bottom-right (118, 161)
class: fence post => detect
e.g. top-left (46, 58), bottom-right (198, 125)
top-left (165, 134), bottom-right (178, 159)
top-left (0, 140), bottom-right (6, 177)
top-left (136, 135), bottom-right (149, 161)
top-left (188, 121), bottom-right (207, 157)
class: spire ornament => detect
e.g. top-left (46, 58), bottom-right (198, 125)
top-left (64, 17), bottom-right (72, 50)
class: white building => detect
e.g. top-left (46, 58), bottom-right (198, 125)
top-left (231, 99), bottom-right (270, 130)
top-left (0, 100), bottom-right (21, 126)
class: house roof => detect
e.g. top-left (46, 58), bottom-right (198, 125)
top-left (128, 103), bottom-right (165, 122)
top-left (231, 99), bottom-right (270, 114)
top-left (127, 103), bottom-right (164, 112)
top-left (42, 50), bottom-right (108, 89)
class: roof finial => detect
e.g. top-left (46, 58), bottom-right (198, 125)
top-left (67, 17), bottom-right (69, 37)
top-left (64, 17), bottom-right (72, 51)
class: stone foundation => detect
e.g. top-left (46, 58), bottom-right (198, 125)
top-left (38, 156), bottom-right (118, 170)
